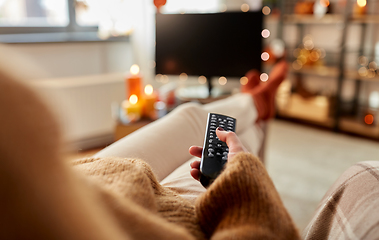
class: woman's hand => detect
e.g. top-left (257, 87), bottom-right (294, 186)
top-left (189, 127), bottom-right (247, 181)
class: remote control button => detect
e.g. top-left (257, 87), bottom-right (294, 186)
top-left (225, 148), bottom-right (229, 151)
top-left (219, 124), bottom-right (225, 128)
top-left (227, 117), bottom-right (234, 121)
top-left (216, 152), bottom-right (221, 156)
top-left (217, 144), bottom-right (222, 148)
top-left (223, 119), bottom-right (227, 122)
top-left (223, 152), bottom-right (228, 155)
top-left (222, 156), bottom-right (228, 161)
top-left (209, 139), bottom-right (213, 143)
top-left (209, 144), bottom-right (213, 148)
top-left (208, 153), bottom-right (214, 157)
top-left (208, 148), bottom-right (214, 153)
top-left (210, 126), bottom-right (216, 129)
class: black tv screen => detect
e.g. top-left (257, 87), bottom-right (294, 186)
top-left (155, 12), bottom-right (263, 78)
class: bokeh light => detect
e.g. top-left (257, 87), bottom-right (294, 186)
top-left (262, 6), bottom-right (271, 15)
top-left (369, 61), bottom-right (377, 70)
top-left (359, 56), bottom-right (368, 66)
top-left (261, 29), bottom-right (270, 38)
top-left (198, 76), bottom-right (207, 84)
top-left (161, 75), bottom-right (169, 83)
top-left (179, 73), bottom-right (188, 81)
top-left (220, 4), bottom-right (227, 12)
top-left (261, 52), bottom-right (270, 61)
top-left (241, 4), bottom-right (249, 12)
top-left (130, 64), bottom-right (140, 75)
top-left (240, 76), bottom-right (248, 85)
top-left (358, 67), bottom-right (368, 77)
top-left (292, 60), bottom-right (303, 70)
top-left (144, 84), bottom-right (153, 95)
top-left (129, 94), bottom-right (138, 104)
top-left (219, 76), bottom-right (227, 85)
top-left (260, 73), bottom-right (269, 82)
top-left (357, 0), bottom-right (367, 7)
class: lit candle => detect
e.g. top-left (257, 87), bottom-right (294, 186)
top-left (142, 84), bottom-right (158, 119)
top-left (122, 94), bottom-right (142, 122)
top-left (126, 64), bottom-right (143, 100)
top-left (354, 0), bottom-right (367, 16)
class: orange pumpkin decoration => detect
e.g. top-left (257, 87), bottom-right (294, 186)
top-left (154, 0), bottom-right (167, 11)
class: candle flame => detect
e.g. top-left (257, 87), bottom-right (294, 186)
top-left (130, 64), bottom-right (140, 75)
top-left (357, 0), bottom-right (366, 7)
top-left (145, 84), bottom-right (153, 95)
top-left (129, 94), bottom-right (138, 104)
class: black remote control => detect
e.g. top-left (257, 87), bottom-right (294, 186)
top-left (200, 113), bottom-right (236, 188)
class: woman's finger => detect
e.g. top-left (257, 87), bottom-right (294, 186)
top-left (189, 145), bottom-right (203, 158)
top-left (215, 127), bottom-right (246, 153)
top-left (190, 168), bottom-right (201, 181)
top-left (190, 160), bottom-right (201, 169)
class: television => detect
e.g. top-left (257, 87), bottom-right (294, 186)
top-left (155, 11), bottom-right (263, 95)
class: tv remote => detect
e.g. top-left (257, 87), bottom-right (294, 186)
top-left (200, 113), bottom-right (236, 188)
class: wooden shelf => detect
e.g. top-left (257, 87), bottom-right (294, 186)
top-left (282, 14), bottom-right (379, 25)
top-left (291, 65), bottom-right (340, 78)
top-left (339, 117), bottom-right (379, 138)
top-left (276, 93), bottom-right (335, 128)
top-left (285, 64), bottom-right (379, 82)
top-left (283, 14), bottom-right (345, 24)
top-left (351, 15), bottom-right (379, 24)
top-left (345, 69), bottom-right (379, 82)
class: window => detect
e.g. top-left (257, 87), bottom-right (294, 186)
top-left (0, 0), bottom-right (136, 42)
top-left (0, 0), bottom-right (98, 41)
top-left (0, 0), bottom-right (69, 27)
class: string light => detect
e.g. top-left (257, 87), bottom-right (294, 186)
top-left (218, 76), bottom-right (227, 85)
top-left (261, 29), bottom-right (270, 38)
top-left (198, 76), bottom-right (207, 84)
top-left (241, 4), bottom-right (249, 12)
top-left (262, 6), bottom-right (271, 15)
top-left (179, 73), bottom-right (188, 81)
top-left (260, 73), bottom-right (269, 82)
top-left (261, 52), bottom-right (270, 61)
top-left (240, 77), bottom-right (248, 85)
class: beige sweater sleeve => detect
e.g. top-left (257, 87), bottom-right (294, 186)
top-left (195, 152), bottom-right (300, 240)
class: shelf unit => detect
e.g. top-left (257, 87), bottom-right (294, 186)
top-left (269, 0), bottom-right (379, 138)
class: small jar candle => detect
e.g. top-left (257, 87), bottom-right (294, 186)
top-left (123, 94), bottom-right (142, 122)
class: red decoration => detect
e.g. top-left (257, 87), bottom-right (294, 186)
top-left (154, 0), bottom-right (167, 11)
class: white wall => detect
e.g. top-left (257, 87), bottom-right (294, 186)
top-left (7, 41), bottom-right (134, 79)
